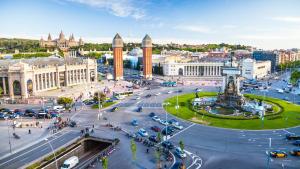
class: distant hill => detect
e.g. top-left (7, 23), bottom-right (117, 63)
top-left (0, 38), bottom-right (46, 53)
top-left (0, 38), bottom-right (249, 55)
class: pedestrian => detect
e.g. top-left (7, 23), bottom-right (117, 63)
top-left (146, 148), bottom-right (149, 153)
top-left (75, 107), bottom-right (77, 112)
top-left (92, 124), bottom-right (94, 128)
top-left (91, 129), bottom-right (94, 133)
top-left (28, 129), bottom-right (31, 134)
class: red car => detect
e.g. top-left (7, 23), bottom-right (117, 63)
top-left (151, 126), bottom-right (161, 132)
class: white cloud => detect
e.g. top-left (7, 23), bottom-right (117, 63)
top-left (65, 0), bottom-right (145, 19)
top-left (222, 24), bottom-right (237, 29)
top-left (271, 16), bottom-right (300, 23)
top-left (174, 25), bottom-right (213, 33)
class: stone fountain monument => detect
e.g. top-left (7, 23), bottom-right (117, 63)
top-left (216, 52), bottom-right (245, 109)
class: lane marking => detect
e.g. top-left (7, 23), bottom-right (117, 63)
top-left (0, 131), bottom-right (73, 167)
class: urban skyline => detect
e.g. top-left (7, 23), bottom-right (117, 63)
top-left (1, 0), bottom-right (300, 49)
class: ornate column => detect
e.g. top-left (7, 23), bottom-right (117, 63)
top-left (41, 73), bottom-right (44, 90)
top-left (79, 69), bottom-right (82, 83)
top-left (32, 74), bottom-right (36, 95)
top-left (20, 72), bottom-right (27, 98)
top-left (51, 72), bottom-right (54, 88)
top-left (2, 77), bottom-right (6, 95)
top-left (8, 75), bottom-right (14, 98)
top-left (86, 64), bottom-right (91, 83)
top-left (56, 65), bottom-right (60, 88)
top-left (36, 74), bottom-right (40, 91)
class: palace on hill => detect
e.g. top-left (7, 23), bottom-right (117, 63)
top-left (40, 31), bottom-right (84, 51)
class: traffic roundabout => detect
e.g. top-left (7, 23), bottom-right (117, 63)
top-left (163, 92), bottom-right (300, 130)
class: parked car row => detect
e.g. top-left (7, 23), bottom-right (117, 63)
top-left (0, 106), bottom-right (66, 120)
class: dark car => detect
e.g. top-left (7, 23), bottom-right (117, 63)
top-left (0, 108), bottom-right (11, 113)
top-left (145, 94), bottom-right (151, 98)
top-left (149, 135), bottom-right (160, 143)
top-left (286, 133), bottom-right (300, 140)
top-left (162, 128), bottom-right (174, 135)
top-left (36, 112), bottom-right (49, 119)
top-left (149, 112), bottom-right (156, 117)
top-left (290, 148), bottom-right (300, 156)
top-left (151, 126), bottom-right (161, 132)
top-left (162, 141), bottom-right (174, 149)
top-left (24, 109), bottom-right (36, 117)
top-left (69, 121), bottom-right (77, 127)
top-left (14, 109), bottom-right (24, 116)
top-left (137, 107), bottom-right (143, 112)
top-left (293, 140), bottom-right (300, 146)
top-left (269, 150), bottom-right (287, 158)
top-left (111, 107), bottom-right (119, 112)
top-left (0, 113), bottom-right (8, 120)
top-left (178, 90), bottom-right (183, 93)
top-left (172, 162), bottom-right (184, 169)
top-left (166, 126), bottom-right (175, 132)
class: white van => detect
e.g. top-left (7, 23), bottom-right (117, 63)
top-left (61, 156), bottom-right (79, 169)
top-left (53, 105), bottom-right (65, 112)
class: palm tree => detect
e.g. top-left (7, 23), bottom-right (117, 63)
top-left (101, 157), bottom-right (108, 169)
top-left (155, 148), bottom-right (162, 169)
top-left (179, 140), bottom-right (185, 168)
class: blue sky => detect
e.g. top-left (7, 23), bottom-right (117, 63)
top-left (0, 0), bottom-right (300, 49)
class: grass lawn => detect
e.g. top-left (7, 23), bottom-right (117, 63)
top-left (164, 92), bottom-right (300, 130)
top-left (92, 102), bottom-right (116, 109)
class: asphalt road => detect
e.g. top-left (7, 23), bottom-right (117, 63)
top-left (94, 82), bottom-right (300, 169)
top-left (0, 130), bottom-right (80, 169)
top-left (1, 71), bottom-right (300, 169)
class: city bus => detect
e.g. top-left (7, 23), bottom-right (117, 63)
top-left (161, 81), bottom-right (177, 87)
top-left (113, 91), bottom-right (133, 100)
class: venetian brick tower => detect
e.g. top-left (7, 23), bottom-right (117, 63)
top-left (142, 34), bottom-right (153, 79)
top-left (112, 33), bottom-right (124, 80)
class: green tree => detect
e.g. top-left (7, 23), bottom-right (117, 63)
top-left (57, 97), bottom-right (73, 108)
top-left (94, 91), bottom-right (106, 103)
top-left (101, 156), bottom-right (108, 169)
top-left (179, 140), bottom-right (184, 151)
top-left (155, 148), bottom-right (162, 169)
top-left (179, 140), bottom-right (186, 168)
top-left (130, 139), bottom-right (137, 162)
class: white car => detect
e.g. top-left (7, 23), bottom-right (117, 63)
top-left (172, 123), bottom-right (183, 130)
top-left (195, 88), bottom-right (202, 92)
top-left (277, 89), bottom-right (284, 93)
top-left (155, 92), bottom-right (161, 96)
top-left (135, 97), bottom-right (141, 100)
top-left (175, 147), bottom-right (187, 158)
top-left (152, 116), bottom-right (160, 122)
top-left (167, 91), bottom-right (173, 94)
top-left (61, 156), bottom-right (79, 169)
top-left (159, 120), bottom-right (168, 126)
top-left (138, 128), bottom-right (148, 137)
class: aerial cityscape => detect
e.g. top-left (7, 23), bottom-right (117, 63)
top-left (1, 0), bottom-right (300, 169)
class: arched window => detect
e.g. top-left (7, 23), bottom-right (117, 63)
top-left (13, 80), bottom-right (21, 95)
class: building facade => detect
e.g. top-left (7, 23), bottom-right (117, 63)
top-left (241, 58), bottom-right (271, 79)
top-left (252, 51), bottom-right (279, 72)
top-left (278, 50), bottom-right (298, 64)
top-left (0, 57), bottom-right (97, 99)
top-left (40, 31), bottom-right (84, 51)
top-left (162, 61), bottom-right (224, 77)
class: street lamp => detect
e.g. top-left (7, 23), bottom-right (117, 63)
top-left (162, 102), bottom-right (170, 141)
top-left (45, 138), bottom-right (58, 169)
top-left (6, 119), bottom-right (12, 154)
